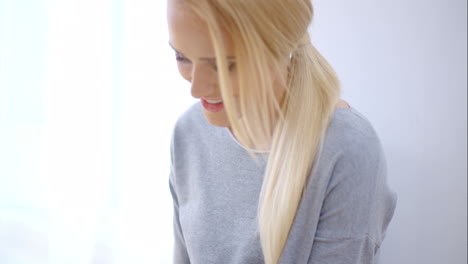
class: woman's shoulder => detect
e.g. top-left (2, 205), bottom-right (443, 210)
top-left (171, 102), bottom-right (226, 154)
top-left (174, 102), bottom-right (206, 130)
top-left (307, 106), bottom-right (396, 243)
top-left (324, 106), bottom-right (384, 158)
top-left (171, 102), bottom-right (215, 140)
top-left (315, 106), bottom-right (388, 191)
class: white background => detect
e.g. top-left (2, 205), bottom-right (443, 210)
top-left (0, 0), bottom-right (466, 263)
top-left (311, 1), bottom-right (467, 263)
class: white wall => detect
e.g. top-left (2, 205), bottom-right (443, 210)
top-left (312, 0), bottom-right (467, 263)
top-left (1, 0), bottom-right (185, 263)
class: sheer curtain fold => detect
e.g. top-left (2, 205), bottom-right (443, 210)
top-left (1, 0), bottom-right (176, 263)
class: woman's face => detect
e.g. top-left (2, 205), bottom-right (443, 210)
top-left (167, 2), bottom-right (233, 127)
top-left (167, 0), bottom-right (285, 128)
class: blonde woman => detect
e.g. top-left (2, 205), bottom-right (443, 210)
top-left (167, 0), bottom-right (397, 263)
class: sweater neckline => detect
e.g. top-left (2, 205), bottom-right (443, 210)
top-left (222, 107), bottom-right (353, 154)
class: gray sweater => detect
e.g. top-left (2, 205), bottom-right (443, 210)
top-left (169, 102), bottom-right (397, 264)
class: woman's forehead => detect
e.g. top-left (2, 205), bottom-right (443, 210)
top-left (168, 23), bottom-right (214, 59)
top-left (167, 6), bottom-right (235, 60)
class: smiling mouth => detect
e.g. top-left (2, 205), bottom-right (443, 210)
top-left (201, 99), bottom-right (225, 112)
top-left (206, 99), bottom-right (223, 104)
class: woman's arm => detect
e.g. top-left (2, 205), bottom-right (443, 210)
top-left (169, 174), bottom-right (191, 264)
top-left (307, 138), bottom-right (397, 263)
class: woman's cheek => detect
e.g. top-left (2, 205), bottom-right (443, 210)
top-left (177, 63), bottom-right (192, 82)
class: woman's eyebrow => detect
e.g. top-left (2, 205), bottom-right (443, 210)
top-left (199, 56), bottom-right (236, 63)
top-left (168, 42), bottom-right (184, 55)
top-left (168, 41), bottom-right (236, 62)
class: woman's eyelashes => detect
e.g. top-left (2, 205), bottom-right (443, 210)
top-left (176, 53), bottom-right (191, 63)
top-left (175, 53), bottom-right (236, 72)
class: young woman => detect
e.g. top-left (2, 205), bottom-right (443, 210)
top-left (167, 0), bottom-right (397, 263)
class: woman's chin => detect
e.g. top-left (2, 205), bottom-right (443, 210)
top-left (202, 109), bottom-right (230, 128)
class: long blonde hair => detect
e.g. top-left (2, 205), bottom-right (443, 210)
top-left (185, 0), bottom-right (340, 263)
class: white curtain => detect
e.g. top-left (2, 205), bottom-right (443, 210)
top-left (0, 0), bottom-right (195, 263)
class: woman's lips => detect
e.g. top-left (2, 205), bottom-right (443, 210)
top-left (201, 98), bottom-right (224, 112)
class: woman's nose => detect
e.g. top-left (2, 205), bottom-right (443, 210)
top-left (190, 64), bottom-right (217, 99)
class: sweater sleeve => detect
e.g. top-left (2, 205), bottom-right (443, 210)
top-left (307, 131), bottom-right (397, 264)
top-left (169, 128), bottom-right (191, 264)
top-left (169, 172), bottom-right (190, 264)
